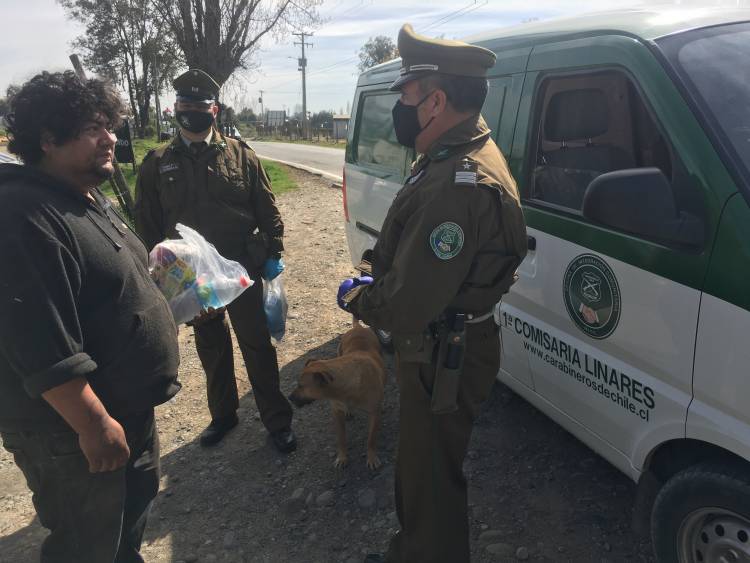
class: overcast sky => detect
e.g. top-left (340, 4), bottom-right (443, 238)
top-left (0, 0), bottom-right (743, 116)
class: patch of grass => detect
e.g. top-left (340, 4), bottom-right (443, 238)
top-left (120, 136), bottom-right (166, 194)
top-left (261, 159), bottom-right (297, 195)
top-left (104, 135), bottom-right (297, 199)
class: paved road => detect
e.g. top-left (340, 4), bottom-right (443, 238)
top-left (249, 141), bottom-right (345, 182)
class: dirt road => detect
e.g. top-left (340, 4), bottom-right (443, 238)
top-left (0, 168), bottom-right (654, 563)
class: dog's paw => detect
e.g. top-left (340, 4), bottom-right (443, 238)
top-left (333, 454), bottom-right (349, 469)
top-left (366, 453), bottom-right (382, 470)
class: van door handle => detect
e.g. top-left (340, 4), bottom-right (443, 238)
top-left (527, 235), bottom-right (537, 251)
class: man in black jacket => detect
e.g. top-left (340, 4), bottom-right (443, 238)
top-left (0, 71), bottom-right (181, 563)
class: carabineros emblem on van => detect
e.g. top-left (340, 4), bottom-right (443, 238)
top-left (563, 254), bottom-right (621, 339)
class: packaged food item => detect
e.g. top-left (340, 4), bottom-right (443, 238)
top-left (150, 224), bottom-right (253, 325)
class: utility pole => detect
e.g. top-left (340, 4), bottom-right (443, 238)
top-left (293, 31), bottom-right (313, 139)
top-left (258, 89), bottom-right (265, 125)
top-left (153, 55), bottom-right (162, 141)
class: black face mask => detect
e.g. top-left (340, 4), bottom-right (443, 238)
top-left (391, 92), bottom-right (435, 148)
top-left (175, 110), bottom-right (214, 134)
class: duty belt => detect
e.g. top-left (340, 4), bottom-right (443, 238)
top-left (464, 310), bottom-right (494, 324)
top-left (443, 309), bottom-right (494, 325)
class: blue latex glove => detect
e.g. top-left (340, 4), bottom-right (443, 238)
top-left (262, 258), bottom-right (285, 281)
top-left (337, 276), bottom-right (373, 310)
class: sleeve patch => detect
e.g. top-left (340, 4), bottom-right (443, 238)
top-left (429, 222), bottom-right (464, 260)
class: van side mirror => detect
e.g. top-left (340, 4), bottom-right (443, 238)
top-left (582, 168), bottom-right (704, 247)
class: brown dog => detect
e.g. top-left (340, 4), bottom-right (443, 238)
top-left (288, 320), bottom-right (386, 469)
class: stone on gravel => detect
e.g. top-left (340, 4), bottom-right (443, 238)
top-left (516, 546), bottom-right (530, 560)
top-left (317, 490), bottom-right (335, 507)
top-left (486, 543), bottom-right (515, 557)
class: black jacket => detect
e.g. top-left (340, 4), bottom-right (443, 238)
top-left (0, 164), bottom-right (180, 431)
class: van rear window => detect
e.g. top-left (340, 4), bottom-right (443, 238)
top-left (355, 93), bottom-right (409, 173)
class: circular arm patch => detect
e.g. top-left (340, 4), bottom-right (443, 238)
top-left (429, 222), bottom-right (464, 260)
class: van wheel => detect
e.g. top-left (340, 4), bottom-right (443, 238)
top-left (651, 461), bottom-right (750, 563)
top-left (374, 329), bottom-right (393, 353)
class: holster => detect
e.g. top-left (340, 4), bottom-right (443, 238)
top-left (431, 313), bottom-right (466, 415)
top-left (245, 231), bottom-right (269, 268)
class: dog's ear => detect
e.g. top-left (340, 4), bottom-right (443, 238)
top-left (313, 371), bottom-right (334, 386)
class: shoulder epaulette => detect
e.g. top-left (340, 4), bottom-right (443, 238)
top-left (454, 157), bottom-right (478, 187)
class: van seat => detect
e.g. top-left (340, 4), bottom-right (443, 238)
top-left (535, 88), bottom-right (634, 209)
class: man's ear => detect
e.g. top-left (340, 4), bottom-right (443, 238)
top-left (430, 89), bottom-right (448, 117)
top-left (39, 130), bottom-right (56, 154)
top-left (313, 371), bottom-right (334, 386)
top-left (211, 104), bottom-right (219, 117)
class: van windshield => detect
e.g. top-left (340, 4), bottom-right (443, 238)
top-left (657, 22), bottom-right (750, 181)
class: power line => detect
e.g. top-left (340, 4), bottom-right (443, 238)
top-left (422, 1), bottom-right (485, 33)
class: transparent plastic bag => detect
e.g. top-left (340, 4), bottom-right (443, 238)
top-left (263, 275), bottom-right (288, 342)
top-left (149, 223), bottom-right (254, 325)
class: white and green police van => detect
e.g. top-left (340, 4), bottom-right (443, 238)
top-left (342, 9), bottom-right (750, 563)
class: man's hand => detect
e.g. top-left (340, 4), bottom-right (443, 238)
top-left (190, 306), bottom-right (225, 326)
top-left (262, 258), bottom-right (285, 281)
top-left (41, 377), bottom-right (130, 473)
top-left (78, 415), bottom-right (130, 473)
top-left (337, 276), bottom-right (373, 311)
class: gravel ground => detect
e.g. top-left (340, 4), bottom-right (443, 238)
top-left (0, 167), bottom-right (655, 563)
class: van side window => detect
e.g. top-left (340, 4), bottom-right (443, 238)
top-left (355, 93), bottom-right (409, 173)
top-left (530, 71), bottom-right (676, 212)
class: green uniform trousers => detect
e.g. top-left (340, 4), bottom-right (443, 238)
top-left (386, 319), bottom-right (500, 563)
top-left (193, 278), bottom-right (293, 433)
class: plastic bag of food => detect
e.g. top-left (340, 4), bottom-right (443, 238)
top-left (263, 275), bottom-right (288, 342)
top-left (149, 223), bottom-right (253, 325)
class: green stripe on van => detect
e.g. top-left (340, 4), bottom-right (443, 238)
top-left (523, 205), bottom-right (710, 290)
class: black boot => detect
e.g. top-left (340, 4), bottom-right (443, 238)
top-left (270, 427), bottom-right (297, 453)
top-left (199, 414), bottom-right (239, 447)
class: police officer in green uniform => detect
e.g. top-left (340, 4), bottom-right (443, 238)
top-left (337, 25), bottom-right (527, 563)
top-left (135, 69), bottom-right (296, 453)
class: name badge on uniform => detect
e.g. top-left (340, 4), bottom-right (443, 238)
top-left (159, 163), bottom-right (179, 174)
top-left (455, 159), bottom-right (478, 186)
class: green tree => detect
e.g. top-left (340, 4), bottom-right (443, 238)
top-left (59, 0), bottom-right (181, 137)
top-left (357, 35), bottom-right (398, 72)
top-left (237, 108), bottom-right (258, 123)
top-left (310, 110), bottom-right (333, 129)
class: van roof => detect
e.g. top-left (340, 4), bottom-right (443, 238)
top-left (357, 7), bottom-right (750, 86)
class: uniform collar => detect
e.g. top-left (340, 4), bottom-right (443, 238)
top-left (425, 113), bottom-right (490, 161)
top-left (180, 129), bottom-right (213, 148)
top-left (171, 129), bottom-right (228, 153)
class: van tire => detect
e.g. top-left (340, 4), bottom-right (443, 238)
top-left (651, 461), bottom-right (750, 563)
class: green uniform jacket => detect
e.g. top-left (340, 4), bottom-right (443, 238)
top-left (346, 114), bottom-right (527, 334)
top-left (134, 131), bottom-right (283, 271)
